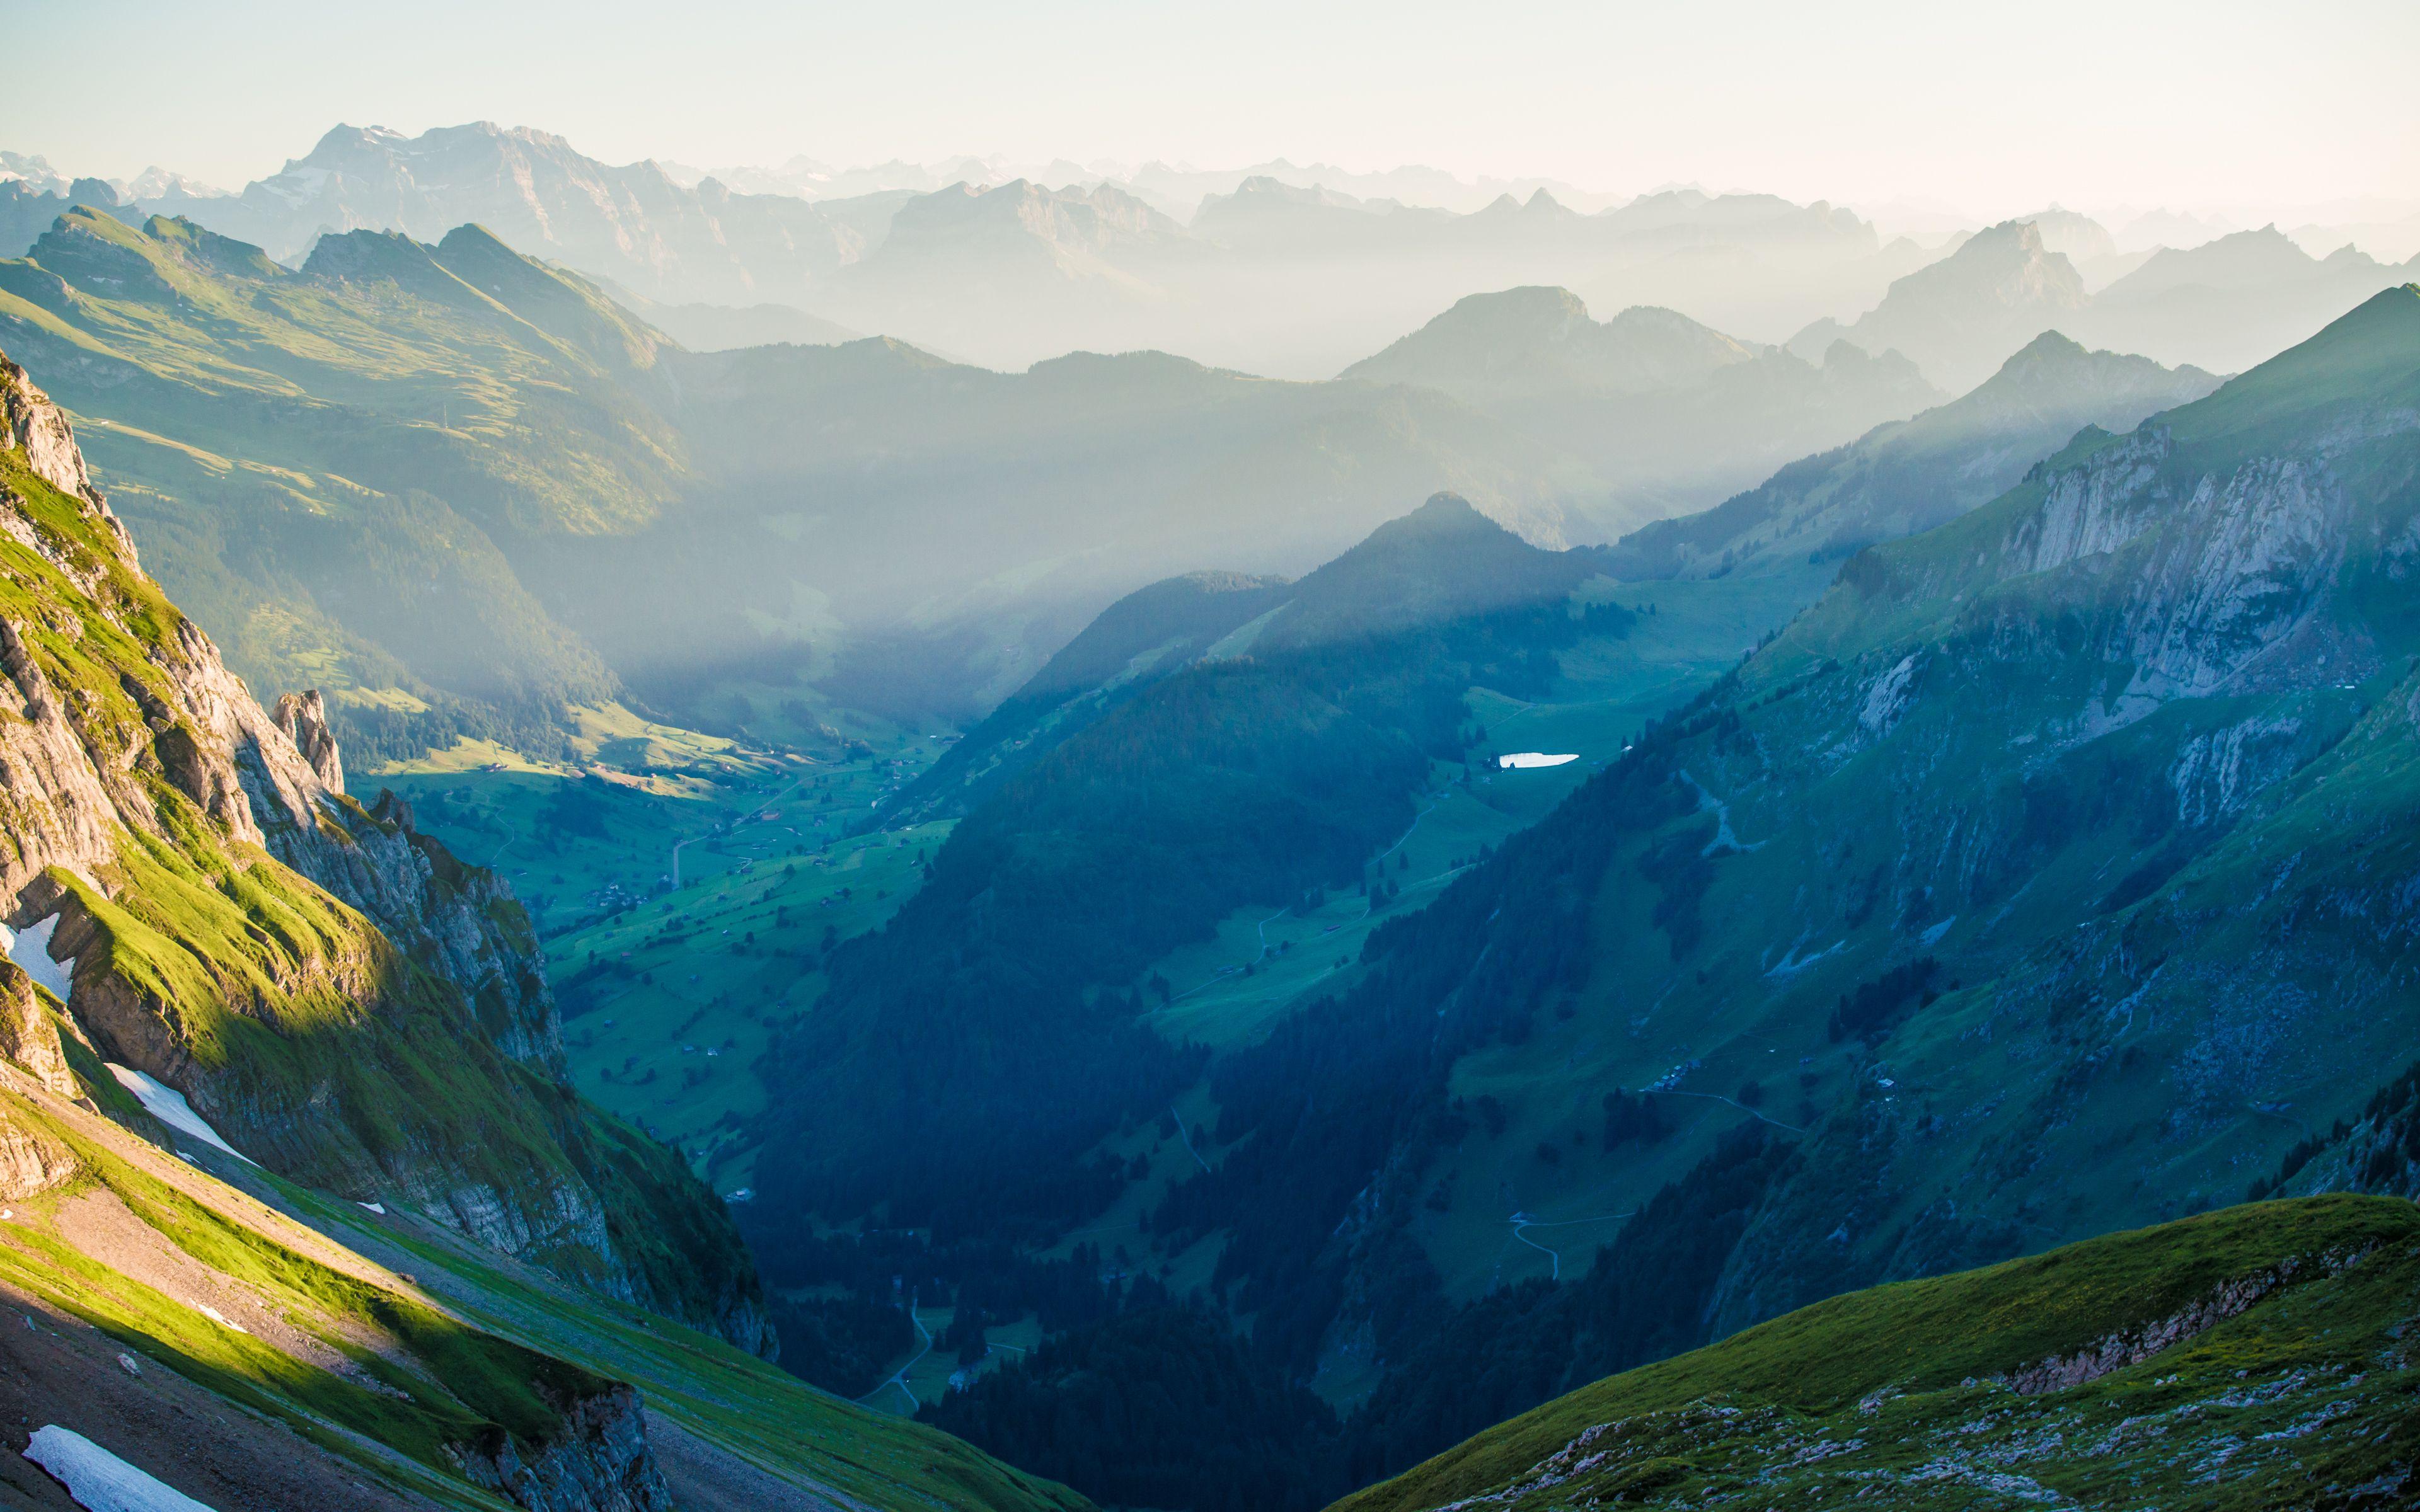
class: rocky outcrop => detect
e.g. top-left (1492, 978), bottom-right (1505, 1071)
top-left (0, 959), bottom-right (79, 1099)
top-left (3, 352), bottom-right (108, 507)
top-left (272, 689), bottom-right (344, 790)
top-left (0, 1104), bottom-right (74, 1199)
top-left (3, 358), bottom-right (551, 1073)
top-left (454, 1385), bottom-right (673, 1512)
top-left (245, 772), bottom-right (563, 1073)
top-left (2004, 1251), bottom-right (2366, 1395)
top-left (0, 343), bottom-right (768, 1354)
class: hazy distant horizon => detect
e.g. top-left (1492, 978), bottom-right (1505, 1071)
top-left (10, 123), bottom-right (2418, 255)
top-left (13, 0), bottom-right (2416, 234)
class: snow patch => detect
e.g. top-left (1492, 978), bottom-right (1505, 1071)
top-left (357, 1201), bottom-right (386, 1215)
top-left (1766, 939), bottom-right (1845, 978)
top-left (195, 1304), bottom-right (246, 1334)
top-left (1497, 752), bottom-right (1578, 769)
top-left (1858, 653), bottom-right (1919, 736)
top-left (24, 1424), bottom-right (222, 1511)
top-left (104, 1066), bottom-right (255, 1166)
top-left (1, 915), bottom-right (75, 1000)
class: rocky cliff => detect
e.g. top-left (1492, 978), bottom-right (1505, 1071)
top-left (0, 348), bottom-right (768, 1354)
top-left (455, 1385), bottom-right (674, 1512)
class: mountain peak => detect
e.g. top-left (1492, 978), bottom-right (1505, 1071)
top-left (1965, 216), bottom-right (2055, 265)
top-left (1944, 328), bottom-right (2214, 427)
top-left (1333, 491), bottom-right (1513, 559)
top-left (2003, 328), bottom-right (2092, 364)
top-left (435, 221), bottom-right (515, 256)
top-left (1403, 490), bottom-right (1490, 529)
top-left (1344, 287), bottom-right (1754, 401)
top-left (301, 225), bottom-right (441, 280)
top-left (1789, 214), bottom-right (2089, 390)
top-left (1261, 491), bottom-right (1584, 650)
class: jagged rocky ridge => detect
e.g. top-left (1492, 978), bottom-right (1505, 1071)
top-left (1604, 329), bottom-right (2221, 579)
top-left (0, 349), bottom-right (768, 1353)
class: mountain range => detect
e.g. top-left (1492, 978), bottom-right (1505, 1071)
top-left (1797, 217), bottom-right (2420, 391)
top-left (13, 130), bottom-right (2417, 381)
top-left (0, 125), bottom-right (1949, 375)
top-left (0, 205), bottom-right (1985, 759)
top-left (1345, 288), bottom-right (1942, 522)
top-left (701, 284), bottom-right (2420, 1508)
top-left (1220, 284), bottom-right (2420, 1475)
top-left (1606, 329), bottom-right (2221, 578)
top-left (0, 209), bottom-right (1593, 743)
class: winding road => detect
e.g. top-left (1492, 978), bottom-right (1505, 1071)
top-left (1507, 1210), bottom-right (1635, 1280)
top-left (859, 1303), bottom-right (934, 1413)
top-left (1645, 1087), bottom-right (1805, 1133)
top-left (670, 768), bottom-right (821, 888)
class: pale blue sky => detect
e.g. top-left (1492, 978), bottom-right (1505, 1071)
top-left (8, 0), bottom-right (2416, 219)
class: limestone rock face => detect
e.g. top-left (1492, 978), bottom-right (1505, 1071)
top-left (0, 343), bottom-right (764, 1354)
top-left (272, 689), bottom-right (345, 790)
top-left (0, 1104), bottom-right (74, 1200)
top-left (2, 353), bottom-right (107, 507)
top-left (454, 1385), bottom-right (674, 1512)
top-left (243, 755), bottom-right (564, 1074)
top-left (0, 959), bottom-right (79, 1099)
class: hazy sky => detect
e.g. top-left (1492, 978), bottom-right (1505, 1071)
top-left (9, 0), bottom-right (2416, 220)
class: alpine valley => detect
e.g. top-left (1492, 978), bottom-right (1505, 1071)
top-left (3, 74), bottom-right (2418, 1512)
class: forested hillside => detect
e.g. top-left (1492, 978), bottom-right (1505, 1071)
top-left (747, 497), bottom-right (1611, 1237)
top-left (1161, 287), bottom-right (2420, 1480)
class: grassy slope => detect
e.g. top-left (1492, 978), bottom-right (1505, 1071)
top-left (0, 1067), bottom-right (1088, 1512)
top-left (0, 209), bottom-right (667, 747)
top-left (1337, 1194), bottom-right (2419, 1512)
top-left (0, 1078), bottom-right (595, 1510)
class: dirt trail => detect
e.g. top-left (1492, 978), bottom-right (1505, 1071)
top-left (1507, 1210), bottom-right (1634, 1281)
top-left (52, 1189), bottom-right (366, 1382)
